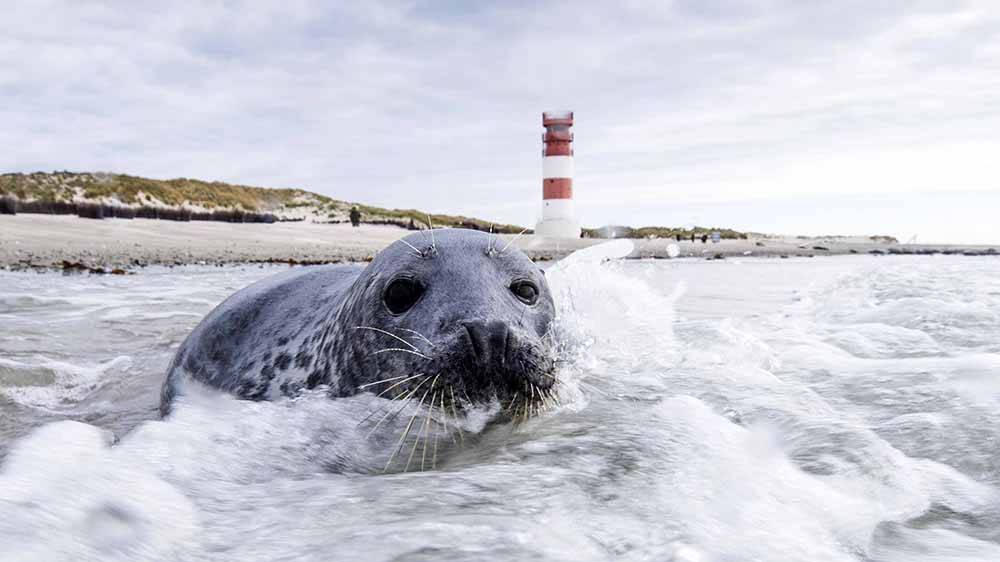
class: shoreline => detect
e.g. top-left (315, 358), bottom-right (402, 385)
top-left (1, 215), bottom-right (997, 273)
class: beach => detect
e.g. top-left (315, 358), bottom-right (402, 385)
top-left (1, 214), bottom-right (997, 271)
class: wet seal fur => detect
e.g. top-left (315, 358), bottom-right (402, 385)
top-left (160, 229), bottom-right (557, 425)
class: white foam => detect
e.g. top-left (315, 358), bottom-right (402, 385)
top-left (2, 258), bottom-right (1000, 561)
top-left (0, 421), bottom-right (198, 562)
top-left (0, 355), bottom-right (132, 410)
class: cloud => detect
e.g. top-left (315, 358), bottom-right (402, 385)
top-left (2, 0), bottom-right (999, 241)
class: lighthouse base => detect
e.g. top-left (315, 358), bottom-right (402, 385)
top-left (534, 217), bottom-right (581, 239)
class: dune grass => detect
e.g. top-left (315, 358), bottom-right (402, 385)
top-left (0, 171), bottom-right (526, 231)
top-left (1, 171), bottom-right (320, 210)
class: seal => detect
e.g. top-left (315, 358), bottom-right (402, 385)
top-left (159, 228), bottom-right (558, 426)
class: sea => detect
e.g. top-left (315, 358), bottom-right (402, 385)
top-left (2, 244), bottom-right (1000, 562)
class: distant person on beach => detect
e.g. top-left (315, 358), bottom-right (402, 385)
top-left (349, 205), bottom-right (361, 227)
top-left (690, 233), bottom-right (696, 243)
top-left (701, 234), bottom-right (708, 243)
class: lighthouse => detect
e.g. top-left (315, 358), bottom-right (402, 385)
top-left (535, 111), bottom-right (581, 238)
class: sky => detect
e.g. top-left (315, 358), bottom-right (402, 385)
top-left (2, 1), bottom-right (999, 243)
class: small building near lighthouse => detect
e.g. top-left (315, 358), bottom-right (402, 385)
top-left (535, 111), bottom-right (581, 238)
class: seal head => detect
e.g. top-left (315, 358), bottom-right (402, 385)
top-left (315, 228), bottom-right (556, 414)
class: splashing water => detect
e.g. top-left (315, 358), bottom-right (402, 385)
top-left (2, 254), bottom-right (1000, 561)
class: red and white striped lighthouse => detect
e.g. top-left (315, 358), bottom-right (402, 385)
top-left (535, 110), bottom-right (581, 238)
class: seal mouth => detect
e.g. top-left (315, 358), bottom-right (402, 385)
top-left (355, 354), bottom-right (560, 473)
top-left (350, 319), bottom-right (560, 473)
top-left (430, 321), bottom-right (557, 416)
top-left (356, 321), bottom-right (558, 421)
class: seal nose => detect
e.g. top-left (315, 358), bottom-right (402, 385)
top-left (462, 320), bottom-right (509, 370)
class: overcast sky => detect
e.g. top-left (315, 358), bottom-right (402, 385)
top-left (3, 1), bottom-right (999, 242)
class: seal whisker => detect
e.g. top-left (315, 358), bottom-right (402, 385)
top-left (405, 415), bottom-right (425, 473)
top-left (543, 387), bottom-right (556, 411)
top-left (396, 238), bottom-right (425, 258)
top-left (365, 389), bottom-right (422, 437)
top-left (432, 426), bottom-right (440, 469)
top-left (426, 214), bottom-right (437, 254)
top-left (508, 395), bottom-right (523, 434)
top-left (358, 374), bottom-right (429, 428)
top-left (354, 326), bottom-right (420, 352)
top-left (448, 385), bottom-right (465, 446)
top-left (528, 383), bottom-right (538, 418)
top-left (531, 384), bottom-right (544, 414)
top-left (438, 390), bottom-right (455, 447)
top-left (499, 227), bottom-right (530, 256)
top-left (373, 347), bottom-right (432, 360)
top-left (371, 372), bottom-right (427, 399)
top-left (382, 398), bottom-right (430, 472)
top-left (539, 389), bottom-right (553, 413)
top-left (357, 374), bottom-right (413, 389)
top-left (393, 327), bottom-right (435, 348)
top-left (540, 395), bottom-right (551, 414)
top-left (419, 390), bottom-right (436, 471)
top-left (404, 374), bottom-right (440, 472)
top-left (387, 383), bottom-right (432, 473)
top-left (540, 322), bottom-right (556, 341)
top-left (486, 223), bottom-right (501, 257)
top-left (536, 371), bottom-right (559, 383)
top-left (544, 388), bottom-right (558, 410)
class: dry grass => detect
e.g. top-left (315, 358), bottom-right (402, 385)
top-left (0, 171), bottom-right (526, 231)
top-left (1, 171), bottom-right (327, 211)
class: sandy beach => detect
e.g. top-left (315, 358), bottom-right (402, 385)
top-left (1, 214), bottom-right (997, 271)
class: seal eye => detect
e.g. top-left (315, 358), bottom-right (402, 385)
top-left (384, 278), bottom-right (424, 314)
top-left (509, 280), bottom-right (539, 305)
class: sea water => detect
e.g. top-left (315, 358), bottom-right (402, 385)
top-left (1, 250), bottom-right (1000, 562)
